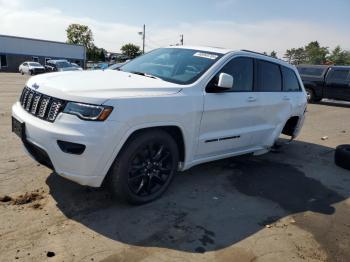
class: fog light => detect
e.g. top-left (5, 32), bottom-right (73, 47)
top-left (57, 140), bottom-right (86, 155)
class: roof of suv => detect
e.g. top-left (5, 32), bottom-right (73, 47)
top-left (170, 45), bottom-right (294, 69)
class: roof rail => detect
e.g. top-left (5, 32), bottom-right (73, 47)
top-left (240, 49), bottom-right (271, 57)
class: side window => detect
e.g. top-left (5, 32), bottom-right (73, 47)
top-left (23, 62), bottom-right (28, 66)
top-left (282, 67), bottom-right (300, 92)
top-left (207, 57), bottom-right (253, 92)
top-left (327, 69), bottom-right (350, 82)
top-left (256, 60), bottom-right (282, 92)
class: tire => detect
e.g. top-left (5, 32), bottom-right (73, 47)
top-left (305, 88), bottom-right (322, 103)
top-left (108, 129), bottom-right (179, 204)
top-left (20, 70), bottom-right (24, 75)
top-left (335, 145), bottom-right (350, 170)
top-left (29, 70), bottom-right (34, 75)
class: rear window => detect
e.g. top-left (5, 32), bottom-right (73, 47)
top-left (256, 60), bottom-right (282, 92)
top-left (282, 67), bottom-right (300, 92)
top-left (297, 67), bottom-right (327, 77)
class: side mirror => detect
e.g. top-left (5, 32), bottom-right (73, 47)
top-left (217, 73), bottom-right (233, 89)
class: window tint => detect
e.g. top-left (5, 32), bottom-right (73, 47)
top-left (256, 60), bottom-right (282, 92)
top-left (219, 57), bottom-right (253, 91)
top-left (327, 69), bottom-right (349, 81)
top-left (282, 67), bottom-right (300, 91)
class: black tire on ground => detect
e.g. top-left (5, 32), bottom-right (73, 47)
top-left (30, 70), bottom-right (34, 75)
top-left (107, 129), bottom-right (179, 204)
top-left (20, 70), bottom-right (24, 75)
top-left (335, 144), bottom-right (350, 170)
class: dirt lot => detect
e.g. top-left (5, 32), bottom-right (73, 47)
top-left (1, 72), bottom-right (350, 262)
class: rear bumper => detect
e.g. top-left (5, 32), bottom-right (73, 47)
top-left (12, 102), bottom-right (127, 187)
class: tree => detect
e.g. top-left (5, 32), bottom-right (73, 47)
top-left (328, 46), bottom-right (350, 65)
top-left (304, 41), bottom-right (328, 65)
top-left (284, 48), bottom-right (307, 65)
top-left (99, 49), bottom-right (106, 62)
top-left (270, 51), bottom-right (277, 58)
top-left (121, 43), bottom-right (142, 59)
top-left (66, 24), bottom-right (94, 49)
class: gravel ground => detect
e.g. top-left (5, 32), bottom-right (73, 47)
top-left (1, 72), bottom-right (350, 262)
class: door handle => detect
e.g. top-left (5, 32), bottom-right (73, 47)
top-left (283, 96), bottom-right (291, 101)
top-left (247, 96), bottom-right (257, 102)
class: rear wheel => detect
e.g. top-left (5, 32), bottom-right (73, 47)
top-left (108, 129), bottom-right (179, 204)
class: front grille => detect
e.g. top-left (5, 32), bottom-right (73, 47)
top-left (19, 87), bottom-right (66, 122)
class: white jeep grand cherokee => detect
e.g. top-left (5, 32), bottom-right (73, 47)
top-left (12, 46), bottom-right (307, 204)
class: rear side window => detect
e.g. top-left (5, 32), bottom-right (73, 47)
top-left (282, 67), bottom-right (300, 91)
top-left (327, 69), bottom-right (350, 82)
top-left (256, 60), bottom-right (282, 92)
top-left (220, 57), bottom-right (254, 91)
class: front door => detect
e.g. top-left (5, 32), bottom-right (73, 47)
top-left (196, 57), bottom-right (259, 158)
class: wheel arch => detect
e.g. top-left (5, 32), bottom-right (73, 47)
top-left (282, 116), bottom-right (300, 137)
top-left (123, 125), bottom-right (186, 163)
top-left (102, 124), bottom-right (187, 187)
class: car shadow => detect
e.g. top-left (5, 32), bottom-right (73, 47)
top-left (46, 139), bottom-right (348, 253)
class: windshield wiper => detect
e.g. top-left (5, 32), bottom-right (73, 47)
top-left (129, 71), bottom-right (161, 80)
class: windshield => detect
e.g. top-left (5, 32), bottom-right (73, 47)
top-left (119, 48), bottom-right (223, 85)
top-left (29, 62), bottom-right (41, 66)
top-left (55, 61), bottom-right (72, 68)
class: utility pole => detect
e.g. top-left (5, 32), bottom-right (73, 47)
top-left (180, 34), bottom-right (184, 46)
top-left (142, 24), bottom-right (146, 54)
top-left (138, 24), bottom-right (146, 54)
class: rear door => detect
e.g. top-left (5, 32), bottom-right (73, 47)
top-left (325, 68), bottom-right (350, 100)
top-left (250, 60), bottom-right (289, 147)
top-left (196, 56), bottom-right (258, 158)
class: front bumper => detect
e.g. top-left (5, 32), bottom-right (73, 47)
top-left (32, 68), bottom-right (46, 75)
top-left (12, 102), bottom-right (126, 187)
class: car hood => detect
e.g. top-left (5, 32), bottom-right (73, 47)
top-left (25, 70), bottom-right (183, 104)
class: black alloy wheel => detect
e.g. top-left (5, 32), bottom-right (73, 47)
top-left (108, 129), bottom-right (179, 204)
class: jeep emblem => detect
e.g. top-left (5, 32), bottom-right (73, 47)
top-left (32, 83), bottom-right (39, 90)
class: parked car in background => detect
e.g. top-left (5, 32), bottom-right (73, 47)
top-left (107, 62), bottom-right (127, 70)
top-left (89, 62), bottom-right (109, 70)
top-left (19, 62), bottom-right (45, 75)
top-left (45, 60), bottom-right (81, 72)
top-left (297, 65), bottom-right (350, 102)
top-left (12, 46), bottom-right (307, 204)
top-left (70, 63), bottom-right (83, 71)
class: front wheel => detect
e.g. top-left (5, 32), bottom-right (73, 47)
top-left (305, 88), bottom-right (322, 103)
top-left (108, 129), bottom-right (179, 204)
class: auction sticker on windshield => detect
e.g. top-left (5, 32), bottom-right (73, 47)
top-left (193, 52), bottom-right (218, 60)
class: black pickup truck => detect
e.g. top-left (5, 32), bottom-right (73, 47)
top-left (297, 65), bottom-right (350, 102)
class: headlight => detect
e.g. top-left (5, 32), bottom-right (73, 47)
top-left (63, 102), bottom-right (113, 121)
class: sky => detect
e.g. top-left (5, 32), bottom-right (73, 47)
top-left (0, 0), bottom-right (349, 57)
